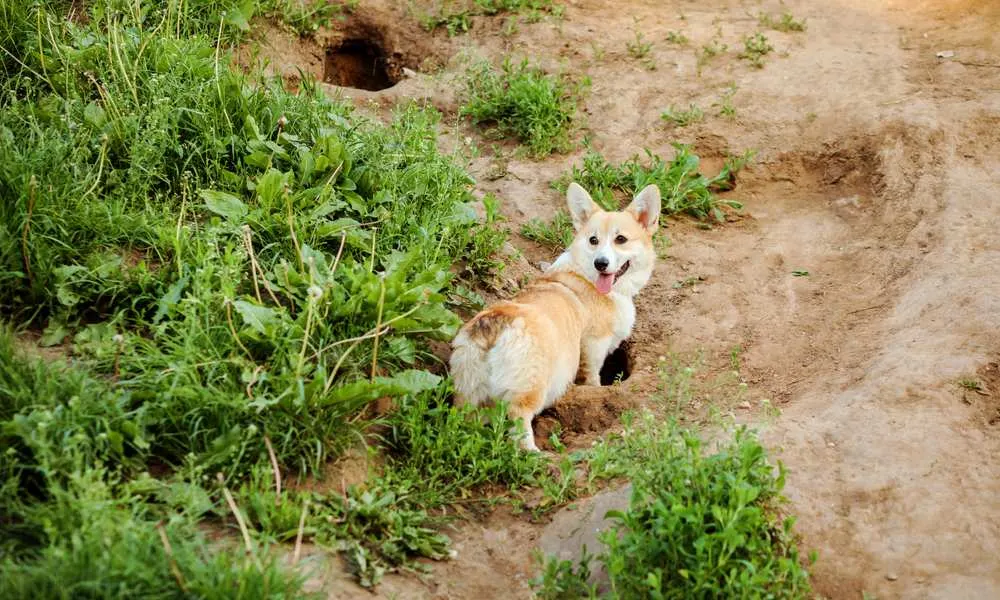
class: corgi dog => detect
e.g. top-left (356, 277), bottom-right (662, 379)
top-left (450, 182), bottom-right (660, 450)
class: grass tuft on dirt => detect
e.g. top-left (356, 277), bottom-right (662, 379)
top-left (533, 413), bottom-right (813, 599)
top-left (552, 146), bottom-right (752, 221)
top-left (521, 210), bottom-right (575, 250)
top-left (460, 58), bottom-right (587, 157)
top-left (421, 0), bottom-right (562, 36)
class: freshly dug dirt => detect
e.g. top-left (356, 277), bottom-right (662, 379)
top-left (250, 0), bottom-right (1000, 597)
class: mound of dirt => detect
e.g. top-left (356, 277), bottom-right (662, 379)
top-left (534, 384), bottom-right (636, 450)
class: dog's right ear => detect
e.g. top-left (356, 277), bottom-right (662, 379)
top-left (566, 182), bottom-right (600, 230)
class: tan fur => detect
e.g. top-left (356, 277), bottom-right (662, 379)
top-left (450, 183), bottom-right (660, 451)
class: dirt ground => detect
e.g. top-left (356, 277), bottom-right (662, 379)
top-left (249, 0), bottom-right (1000, 597)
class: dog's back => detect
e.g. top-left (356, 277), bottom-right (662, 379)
top-left (450, 272), bottom-right (612, 449)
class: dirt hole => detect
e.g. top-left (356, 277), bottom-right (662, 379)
top-left (324, 39), bottom-right (395, 91)
top-left (600, 340), bottom-right (633, 385)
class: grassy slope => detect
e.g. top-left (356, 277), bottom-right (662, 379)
top-left (0, 1), bottom-right (811, 596)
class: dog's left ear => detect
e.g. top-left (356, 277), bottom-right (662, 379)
top-left (566, 182), bottom-right (600, 231)
top-left (626, 184), bottom-right (661, 233)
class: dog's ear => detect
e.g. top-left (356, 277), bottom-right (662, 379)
top-left (566, 182), bottom-right (600, 230)
top-left (626, 184), bottom-right (661, 234)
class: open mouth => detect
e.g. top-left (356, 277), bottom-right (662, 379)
top-left (595, 260), bottom-right (630, 294)
top-left (614, 260), bottom-right (630, 282)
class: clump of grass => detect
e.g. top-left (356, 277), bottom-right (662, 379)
top-left (660, 104), bottom-right (705, 127)
top-left (698, 36), bottom-right (729, 68)
top-left (759, 11), bottom-right (807, 33)
top-left (553, 146), bottom-right (753, 222)
top-left (714, 84), bottom-right (738, 119)
top-left (958, 377), bottom-right (983, 392)
top-left (262, 0), bottom-right (358, 36)
top-left (626, 30), bottom-right (657, 70)
top-left (238, 389), bottom-right (545, 587)
top-left (422, 0), bottom-right (560, 36)
top-left (0, 328), bottom-right (314, 597)
top-left (740, 32), bottom-right (774, 68)
top-left (521, 210), bottom-right (575, 250)
top-left (665, 30), bottom-right (689, 45)
top-left (626, 30), bottom-right (653, 59)
top-left (461, 58), bottom-right (587, 157)
top-left (534, 414), bottom-right (814, 599)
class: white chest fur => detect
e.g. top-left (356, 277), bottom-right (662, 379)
top-left (609, 291), bottom-right (636, 349)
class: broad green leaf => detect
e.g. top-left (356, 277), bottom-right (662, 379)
top-left (83, 102), bottom-right (106, 128)
top-left (321, 370), bottom-right (443, 409)
top-left (232, 300), bottom-right (280, 334)
top-left (40, 319), bottom-right (70, 347)
top-left (255, 168), bottom-right (288, 204)
top-left (153, 273), bottom-right (190, 323)
top-left (200, 190), bottom-right (247, 222)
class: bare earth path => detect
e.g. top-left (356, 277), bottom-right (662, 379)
top-left (263, 0), bottom-right (1000, 597)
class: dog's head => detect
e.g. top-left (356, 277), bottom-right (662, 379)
top-left (560, 182), bottom-right (660, 298)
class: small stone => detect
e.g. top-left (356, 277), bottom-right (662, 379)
top-left (737, 401), bottom-right (752, 410)
top-left (935, 50), bottom-right (955, 59)
top-left (886, 572), bottom-right (899, 581)
top-left (827, 441), bottom-right (836, 448)
top-left (402, 67), bottom-right (418, 78)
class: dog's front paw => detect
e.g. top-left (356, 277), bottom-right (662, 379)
top-left (521, 438), bottom-right (541, 452)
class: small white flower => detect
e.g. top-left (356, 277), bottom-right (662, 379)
top-left (307, 285), bottom-right (323, 300)
top-left (277, 115), bottom-right (288, 128)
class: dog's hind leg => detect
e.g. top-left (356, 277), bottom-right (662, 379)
top-left (509, 390), bottom-right (543, 452)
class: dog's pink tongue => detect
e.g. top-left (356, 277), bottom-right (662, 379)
top-left (595, 273), bottom-right (614, 294)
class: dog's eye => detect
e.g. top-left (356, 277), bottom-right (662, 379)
top-left (614, 235), bottom-right (628, 244)
top-left (588, 236), bottom-right (598, 245)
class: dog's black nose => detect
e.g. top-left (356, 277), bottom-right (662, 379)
top-left (594, 257), bottom-right (609, 272)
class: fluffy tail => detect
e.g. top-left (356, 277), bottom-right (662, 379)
top-left (449, 308), bottom-right (518, 407)
top-left (450, 334), bottom-right (489, 407)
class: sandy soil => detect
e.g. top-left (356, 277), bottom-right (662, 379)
top-left (249, 0), bottom-right (1000, 597)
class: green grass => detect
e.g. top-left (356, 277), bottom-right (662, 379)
top-left (759, 11), bottom-right (807, 33)
top-left (0, 328), bottom-right (315, 598)
top-left (460, 58), bottom-right (587, 157)
top-left (421, 0), bottom-right (560, 36)
top-left (534, 414), bottom-right (814, 599)
top-left (626, 31), bottom-right (652, 59)
top-left (552, 146), bottom-right (752, 222)
top-left (660, 104), bottom-right (705, 127)
top-left (698, 36), bottom-right (728, 69)
top-left (521, 210), bottom-right (575, 250)
top-left (665, 30), bottom-right (689, 45)
top-left (0, 0), bottom-right (524, 591)
top-left (237, 389), bottom-right (546, 586)
top-left (261, 0), bottom-right (358, 36)
top-left (958, 377), bottom-right (983, 392)
top-left (714, 84), bottom-right (738, 119)
top-left (626, 30), bottom-right (656, 70)
top-left (740, 32), bottom-right (774, 68)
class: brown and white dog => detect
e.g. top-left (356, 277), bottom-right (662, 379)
top-left (449, 182), bottom-right (660, 450)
